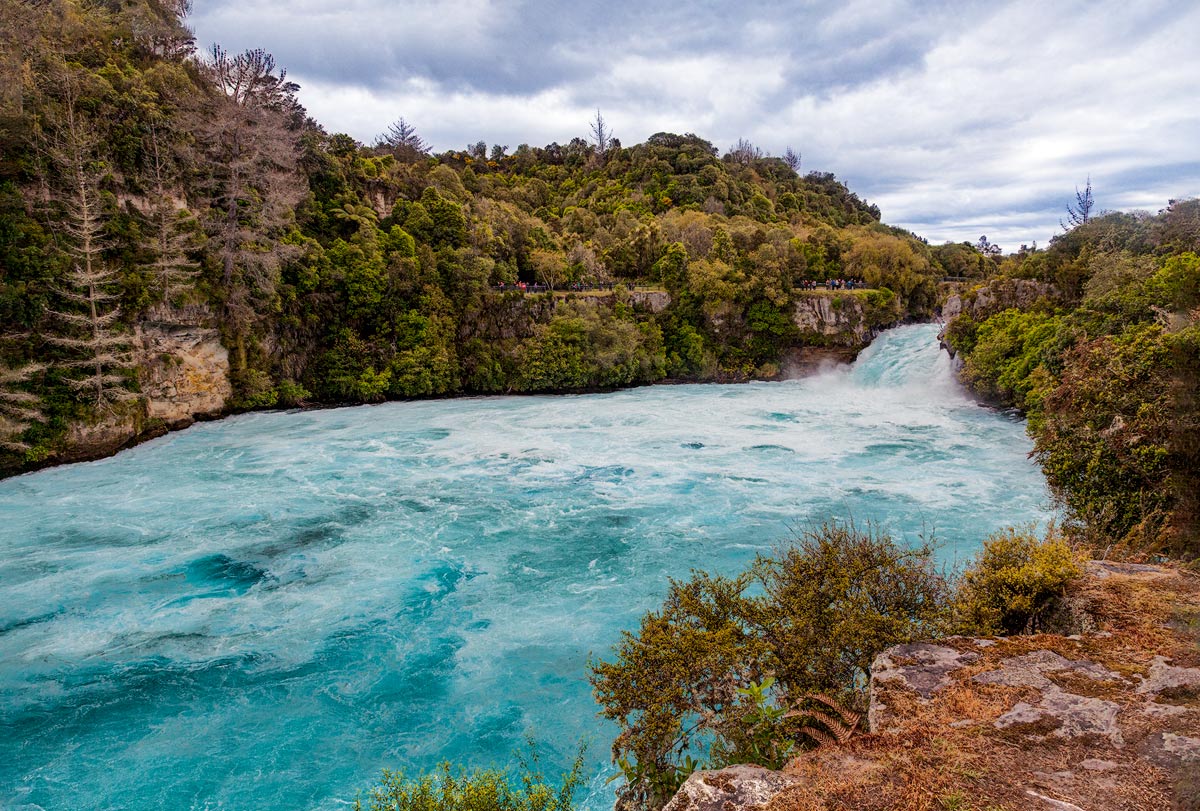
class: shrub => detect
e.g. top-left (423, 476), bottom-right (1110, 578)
top-left (275, 379), bottom-right (310, 407)
top-left (954, 527), bottom-right (1081, 635)
top-left (355, 750), bottom-right (585, 811)
top-left (590, 520), bottom-right (949, 811)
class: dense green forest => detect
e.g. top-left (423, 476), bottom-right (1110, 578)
top-left (943, 200), bottom-right (1200, 558)
top-left (0, 0), bottom-right (984, 472)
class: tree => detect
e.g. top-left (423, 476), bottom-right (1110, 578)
top-left (728, 138), bottom-right (761, 166)
top-left (976, 234), bottom-right (1001, 257)
top-left (1062, 176), bottom-right (1094, 230)
top-left (530, 248), bottom-right (567, 291)
top-left (121, 0), bottom-right (196, 59)
top-left (591, 521), bottom-right (948, 811)
top-left (782, 146), bottom-right (801, 173)
top-left (196, 45), bottom-right (303, 332)
top-left (0, 361), bottom-right (43, 450)
top-left (145, 123), bottom-right (200, 305)
top-left (44, 81), bottom-right (136, 408)
top-left (378, 116), bottom-right (428, 161)
top-left (589, 108), bottom-right (612, 157)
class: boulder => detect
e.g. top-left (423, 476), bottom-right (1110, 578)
top-left (662, 765), bottom-right (802, 811)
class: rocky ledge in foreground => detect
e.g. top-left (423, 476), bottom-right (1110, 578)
top-left (665, 561), bottom-right (1200, 811)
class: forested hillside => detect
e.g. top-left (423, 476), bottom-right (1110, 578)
top-left (0, 0), bottom-right (986, 474)
top-left (943, 201), bottom-right (1200, 557)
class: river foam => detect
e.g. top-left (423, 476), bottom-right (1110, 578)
top-left (0, 324), bottom-right (1050, 810)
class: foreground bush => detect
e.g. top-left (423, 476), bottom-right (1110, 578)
top-left (355, 752), bottom-right (585, 811)
top-left (954, 527), bottom-right (1081, 635)
top-left (589, 520), bottom-right (949, 811)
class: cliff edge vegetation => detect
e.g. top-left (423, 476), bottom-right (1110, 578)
top-left (940, 201), bottom-right (1200, 558)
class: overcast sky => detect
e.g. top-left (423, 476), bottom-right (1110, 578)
top-left (190, 0), bottom-right (1200, 249)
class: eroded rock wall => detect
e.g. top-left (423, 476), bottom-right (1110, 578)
top-left (792, 294), bottom-right (876, 348)
top-left (36, 309), bottom-right (233, 470)
top-left (138, 322), bottom-right (232, 429)
top-left (941, 278), bottom-right (1057, 329)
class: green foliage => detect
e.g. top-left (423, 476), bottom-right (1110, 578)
top-left (751, 522), bottom-right (950, 695)
top-left (512, 303), bottom-right (665, 392)
top-left (959, 308), bottom-right (1066, 415)
top-left (708, 677), bottom-right (795, 770)
top-left (1035, 324), bottom-right (1183, 549)
top-left (274, 379), bottom-right (311, 407)
top-left (950, 240), bottom-right (1200, 556)
top-left (230, 368), bottom-right (279, 410)
top-left (954, 527), bottom-right (1081, 635)
top-left (590, 520), bottom-right (948, 811)
top-left (355, 749), bottom-right (585, 811)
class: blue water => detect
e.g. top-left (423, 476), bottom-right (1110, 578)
top-left (0, 325), bottom-right (1050, 810)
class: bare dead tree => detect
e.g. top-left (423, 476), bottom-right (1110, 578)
top-left (195, 45), bottom-right (303, 332)
top-left (783, 146), bottom-right (801, 173)
top-left (0, 361), bottom-right (43, 450)
top-left (44, 85), bottom-right (136, 408)
top-left (1061, 176), bottom-right (1095, 230)
top-left (589, 108), bottom-right (612, 157)
top-left (146, 123), bottom-right (199, 305)
top-left (568, 242), bottom-right (609, 284)
top-left (0, 0), bottom-right (36, 122)
top-left (729, 138), bottom-right (762, 166)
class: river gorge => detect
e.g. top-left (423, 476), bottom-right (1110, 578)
top-left (0, 324), bottom-right (1052, 811)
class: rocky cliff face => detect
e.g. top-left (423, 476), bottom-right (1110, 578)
top-left (30, 309), bottom-right (233, 471)
top-left (941, 278), bottom-right (1057, 325)
top-left (138, 321), bottom-right (232, 429)
top-left (939, 278), bottom-right (1058, 360)
top-left (792, 294), bottom-right (877, 349)
top-left (664, 561), bottom-right (1200, 811)
top-left (782, 292), bottom-right (899, 377)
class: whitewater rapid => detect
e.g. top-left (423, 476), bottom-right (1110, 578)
top-left (0, 324), bottom-right (1050, 810)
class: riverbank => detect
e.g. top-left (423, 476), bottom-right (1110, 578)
top-left (1, 289), bottom-right (906, 479)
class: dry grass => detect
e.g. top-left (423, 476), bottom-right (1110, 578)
top-left (766, 563), bottom-right (1200, 811)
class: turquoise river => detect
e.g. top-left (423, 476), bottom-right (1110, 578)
top-left (0, 324), bottom-right (1052, 810)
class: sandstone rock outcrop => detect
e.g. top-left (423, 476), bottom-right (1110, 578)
top-left (663, 765), bottom-right (802, 811)
top-left (939, 278), bottom-right (1058, 362)
top-left (792, 294), bottom-right (877, 349)
top-left (29, 310), bottom-right (233, 470)
top-left (940, 278), bottom-right (1057, 328)
top-left (138, 322), bottom-right (232, 428)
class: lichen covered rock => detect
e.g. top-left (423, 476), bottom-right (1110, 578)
top-left (662, 765), bottom-right (802, 811)
top-left (138, 323), bottom-right (232, 428)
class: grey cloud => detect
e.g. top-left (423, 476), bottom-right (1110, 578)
top-left (192, 0), bottom-right (969, 97)
top-left (189, 0), bottom-right (1200, 248)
